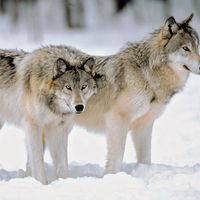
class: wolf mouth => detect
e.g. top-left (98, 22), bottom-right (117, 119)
top-left (75, 111), bottom-right (83, 114)
top-left (183, 65), bottom-right (191, 72)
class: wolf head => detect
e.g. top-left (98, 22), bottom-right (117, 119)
top-left (52, 57), bottom-right (97, 114)
top-left (23, 46), bottom-right (97, 115)
top-left (159, 14), bottom-right (200, 74)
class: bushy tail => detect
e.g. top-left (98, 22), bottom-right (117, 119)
top-left (0, 49), bottom-right (27, 87)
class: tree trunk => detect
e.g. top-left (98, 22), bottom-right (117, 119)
top-left (162, 0), bottom-right (171, 19)
top-left (0, 0), bottom-right (6, 13)
top-left (64, 0), bottom-right (73, 28)
top-left (76, 0), bottom-right (84, 28)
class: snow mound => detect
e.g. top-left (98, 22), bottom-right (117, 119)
top-left (0, 163), bottom-right (200, 200)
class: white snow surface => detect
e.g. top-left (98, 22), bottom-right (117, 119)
top-left (0, 10), bottom-right (200, 200)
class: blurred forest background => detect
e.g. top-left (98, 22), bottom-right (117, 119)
top-left (0, 0), bottom-right (199, 45)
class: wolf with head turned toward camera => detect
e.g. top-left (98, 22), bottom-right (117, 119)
top-left (0, 46), bottom-right (98, 184)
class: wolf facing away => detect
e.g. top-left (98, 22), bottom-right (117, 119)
top-left (0, 46), bottom-right (97, 184)
top-left (74, 14), bottom-right (200, 173)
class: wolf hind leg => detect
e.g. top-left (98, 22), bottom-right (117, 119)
top-left (105, 113), bottom-right (129, 174)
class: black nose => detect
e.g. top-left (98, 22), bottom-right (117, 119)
top-left (75, 104), bottom-right (84, 113)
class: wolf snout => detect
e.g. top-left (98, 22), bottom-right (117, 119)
top-left (75, 104), bottom-right (84, 113)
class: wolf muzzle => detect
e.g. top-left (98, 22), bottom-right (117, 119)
top-left (75, 104), bottom-right (84, 114)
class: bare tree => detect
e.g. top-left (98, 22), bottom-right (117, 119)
top-left (25, 0), bottom-right (43, 41)
top-left (161, 0), bottom-right (171, 18)
top-left (115, 0), bottom-right (133, 12)
top-left (63, 0), bottom-right (85, 29)
top-left (76, 0), bottom-right (84, 28)
top-left (0, 0), bottom-right (6, 13)
top-left (11, 0), bottom-right (20, 25)
top-left (193, 0), bottom-right (200, 18)
top-left (64, 0), bottom-right (73, 28)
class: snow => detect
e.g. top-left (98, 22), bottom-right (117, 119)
top-left (0, 1), bottom-right (200, 199)
top-left (0, 165), bottom-right (200, 200)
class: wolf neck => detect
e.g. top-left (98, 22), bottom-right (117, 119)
top-left (128, 35), bottom-right (189, 103)
top-left (128, 33), bottom-right (167, 69)
top-left (145, 65), bottom-right (189, 103)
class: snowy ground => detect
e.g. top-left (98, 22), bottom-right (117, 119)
top-left (0, 20), bottom-right (200, 199)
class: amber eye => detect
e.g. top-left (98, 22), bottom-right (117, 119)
top-left (81, 84), bottom-right (88, 90)
top-left (182, 46), bottom-right (191, 52)
top-left (65, 85), bottom-right (72, 91)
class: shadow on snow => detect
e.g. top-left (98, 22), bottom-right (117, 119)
top-left (1, 162), bottom-right (200, 183)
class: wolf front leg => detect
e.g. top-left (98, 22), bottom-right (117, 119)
top-left (130, 110), bottom-right (156, 164)
top-left (105, 113), bottom-right (129, 173)
top-left (45, 123), bottom-right (72, 181)
top-left (26, 136), bottom-right (46, 177)
top-left (24, 121), bottom-right (47, 184)
top-left (131, 123), bottom-right (154, 164)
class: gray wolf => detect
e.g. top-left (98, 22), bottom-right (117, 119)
top-left (74, 14), bottom-right (200, 173)
top-left (0, 46), bottom-right (97, 184)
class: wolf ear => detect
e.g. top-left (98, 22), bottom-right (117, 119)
top-left (56, 58), bottom-right (72, 72)
top-left (81, 57), bottom-right (95, 73)
top-left (160, 16), bottom-right (179, 39)
top-left (53, 58), bottom-right (72, 80)
top-left (181, 13), bottom-right (194, 25)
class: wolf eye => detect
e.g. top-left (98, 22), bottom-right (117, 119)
top-left (81, 84), bottom-right (88, 90)
top-left (182, 46), bottom-right (191, 52)
top-left (65, 85), bottom-right (72, 91)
